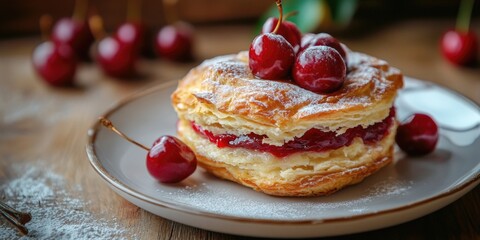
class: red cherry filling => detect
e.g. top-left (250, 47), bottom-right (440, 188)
top-left (262, 17), bottom-right (302, 53)
top-left (191, 108), bottom-right (395, 158)
top-left (249, 33), bottom-right (295, 80)
top-left (395, 113), bottom-right (438, 156)
top-left (293, 46), bottom-right (346, 94)
top-left (301, 33), bottom-right (347, 63)
top-left (147, 135), bottom-right (197, 183)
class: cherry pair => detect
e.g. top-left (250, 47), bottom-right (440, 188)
top-left (249, 0), bottom-right (347, 94)
top-left (95, 21), bottom-right (194, 79)
top-left (33, 16), bottom-right (94, 86)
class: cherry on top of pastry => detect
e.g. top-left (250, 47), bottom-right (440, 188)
top-left (249, 0), bottom-right (295, 80)
top-left (99, 117), bottom-right (197, 183)
top-left (395, 113), bottom-right (439, 156)
top-left (292, 46), bottom-right (346, 94)
top-left (262, 17), bottom-right (302, 53)
top-left (301, 33), bottom-right (347, 63)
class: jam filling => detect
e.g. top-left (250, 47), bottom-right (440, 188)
top-left (191, 108), bottom-right (395, 157)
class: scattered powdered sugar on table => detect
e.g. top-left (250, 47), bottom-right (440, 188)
top-left (0, 165), bottom-right (130, 240)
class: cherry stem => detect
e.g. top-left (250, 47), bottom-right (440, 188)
top-left (39, 14), bottom-right (53, 41)
top-left (272, 0), bottom-right (283, 34)
top-left (99, 117), bottom-right (150, 151)
top-left (89, 14), bottom-right (106, 40)
top-left (456, 0), bottom-right (475, 32)
top-left (162, 0), bottom-right (179, 24)
top-left (72, 0), bottom-right (89, 21)
top-left (127, 0), bottom-right (142, 22)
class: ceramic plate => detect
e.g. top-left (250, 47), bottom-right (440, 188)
top-left (86, 77), bottom-right (480, 238)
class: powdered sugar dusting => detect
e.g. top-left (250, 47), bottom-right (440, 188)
top-left (0, 165), bottom-right (131, 240)
top-left (193, 51), bottom-right (399, 125)
top-left (369, 177), bottom-right (413, 196)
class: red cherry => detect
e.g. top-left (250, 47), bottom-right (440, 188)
top-left (95, 36), bottom-right (137, 78)
top-left (115, 21), bottom-right (145, 52)
top-left (262, 17), bottom-right (301, 52)
top-left (249, 33), bottom-right (295, 80)
top-left (51, 18), bottom-right (94, 61)
top-left (441, 30), bottom-right (478, 66)
top-left (292, 46), bottom-right (346, 93)
top-left (396, 113), bottom-right (439, 156)
top-left (301, 33), bottom-right (315, 48)
top-left (301, 33), bottom-right (347, 63)
top-left (155, 22), bottom-right (194, 61)
top-left (146, 136), bottom-right (197, 183)
top-left (32, 41), bottom-right (77, 86)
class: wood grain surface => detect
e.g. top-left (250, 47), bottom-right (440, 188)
top-left (1, 19), bottom-right (479, 239)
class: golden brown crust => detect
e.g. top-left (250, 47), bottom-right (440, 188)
top-left (195, 146), bottom-right (393, 197)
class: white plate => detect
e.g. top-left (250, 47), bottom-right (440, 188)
top-left (86, 77), bottom-right (480, 238)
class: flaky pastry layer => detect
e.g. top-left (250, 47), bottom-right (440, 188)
top-left (172, 51), bottom-right (403, 146)
top-left (178, 119), bottom-right (396, 196)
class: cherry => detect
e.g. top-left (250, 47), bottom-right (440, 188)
top-left (441, 30), bottom-right (478, 66)
top-left (95, 36), bottom-right (137, 78)
top-left (262, 17), bottom-right (302, 52)
top-left (155, 22), bottom-right (194, 61)
top-left (32, 41), bottom-right (77, 86)
top-left (52, 18), bottom-right (94, 61)
top-left (440, 0), bottom-right (478, 66)
top-left (114, 21), bottom-right (145, 53)
top-left (99, 117), bottom-right (197, 183)
top-left (292, 46), bottom-right (346, 93)
top-left (147, 136), bottom-right (197, 183)
top-left (249, 33), bottom-right (295, 80)
top-left (301, 33), bottom-right (315, 48)
top-left (301, 33), bottom-right (347, 63)
top-left (249, 0), bottom-right (295, 80)
top-left (396, 113), bottom-right (439, 156)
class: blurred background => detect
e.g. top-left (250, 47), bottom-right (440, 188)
top-left (0, 0), bottom-right (478, 38)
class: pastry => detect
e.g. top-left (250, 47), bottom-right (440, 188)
top-left (171, 50), bottom-right (403, 196)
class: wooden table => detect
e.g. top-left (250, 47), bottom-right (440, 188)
top-left (1, 19), bottom-right (479, 239)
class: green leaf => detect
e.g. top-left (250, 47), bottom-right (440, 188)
top-left (326, 0), bottom-right (358, 27)
top-left (255, 0), bottom-right (327, 35)
top-left (255, 0), bottom-right (358, 35)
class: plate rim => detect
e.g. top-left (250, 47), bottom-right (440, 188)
top-left (85, 78), bottom-right (480, 225)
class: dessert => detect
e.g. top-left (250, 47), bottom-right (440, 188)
top-left (171, 48), bottom-right (403, 196)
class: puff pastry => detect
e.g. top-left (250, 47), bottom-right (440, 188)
top-left (172, 50), bottom-right (403, 196)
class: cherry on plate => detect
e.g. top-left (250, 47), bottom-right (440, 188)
top-left (396, 113), bottom-right (439, 156)
top-left (147, 136), bottom-right (197, 183)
